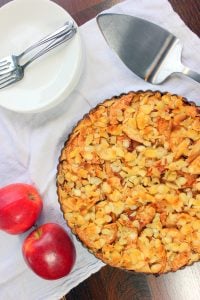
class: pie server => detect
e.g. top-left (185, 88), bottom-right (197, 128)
top-left (97, 13), bottom-right (200, 84)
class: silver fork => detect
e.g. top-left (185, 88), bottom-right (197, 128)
top-left (0, 21), bottom-right (74, 76)
top-left (0, 25), bottom-right (77, 89)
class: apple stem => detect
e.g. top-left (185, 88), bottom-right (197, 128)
top-left (28, 193), bottom-right (35, 201)
top-left (34, 228), bottom-right (42, 239)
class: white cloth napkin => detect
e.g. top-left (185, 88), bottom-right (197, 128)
top-left (0, 0), bottom-right (199, 299)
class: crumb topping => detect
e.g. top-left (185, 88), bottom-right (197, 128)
top-left (57, 91), bottom-right (200, 274)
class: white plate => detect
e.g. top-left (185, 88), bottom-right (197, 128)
top-left (0, 0), bottom-right (83, 113)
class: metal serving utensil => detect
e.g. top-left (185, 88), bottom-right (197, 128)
top-left (0, 21), bottom-right (74, 76)
top-left (0, 25), bottom-right (77, 89)
top-left (97, 13), bottom-right (200, 84)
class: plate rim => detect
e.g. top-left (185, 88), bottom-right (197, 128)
top-left (0, 0), bottom-right (83, 113)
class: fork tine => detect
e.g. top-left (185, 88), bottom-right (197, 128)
top-left (0, 69), bottom-right (21, 89)
top-left (0, 58), bottom-right (12, 75)
top-left (0, 59), bottom-right (7, 65)
top-left (0, 71), bottom-right (13, 83)
top-left (0, 60), bottom-right (10, 67)
top-left (0, 62), bottom-right (12, 75)
top-left (0, 76), bottom-right (20, 89)
top-left (0, 71), bottom-right (18, 87)
top-left (0, 76), bottom-right (17, 89)
top-left (0, 67), bottom-right (11, 74)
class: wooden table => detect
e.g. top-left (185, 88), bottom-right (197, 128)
top-left (0, 1), bottom-right (199, 299)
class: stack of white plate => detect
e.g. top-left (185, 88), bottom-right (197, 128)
top-left (0, 0), bottom-right (83, 113)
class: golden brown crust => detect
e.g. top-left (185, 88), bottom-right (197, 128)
top-left (57, 91), bottom-right (200, 274)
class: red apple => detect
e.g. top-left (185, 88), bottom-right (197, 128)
top-left (22, 223), bottom-right (76, 280)
top-left (0, 183), bottom-right (43, 234)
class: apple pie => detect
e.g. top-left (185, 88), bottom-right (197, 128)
top-left (57, 91), bottom-right (200, 274)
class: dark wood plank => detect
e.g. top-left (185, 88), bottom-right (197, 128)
top-left (53, 0), bottom-right (124, 26)
top-left (0, 0), bottom-right (11, 5)
top-left (66, 265), bottom-right (151, 300)
top-left (169, 0), bottom-right (200, 36)
top-left (0, 0), bottom-right (199, 34)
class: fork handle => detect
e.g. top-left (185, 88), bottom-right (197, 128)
top-left (18, 21), bottom-right (74, 59)
top-left (22, 27), bottom-right (77, 69)
top-left (182, 66), bottom-right (200, 83)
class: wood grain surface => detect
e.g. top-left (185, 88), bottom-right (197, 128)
top-left (0, 1), bottom-right (199, 300)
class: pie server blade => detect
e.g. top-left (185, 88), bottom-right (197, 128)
top-left (97, 13), bottom-right (200, 84)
